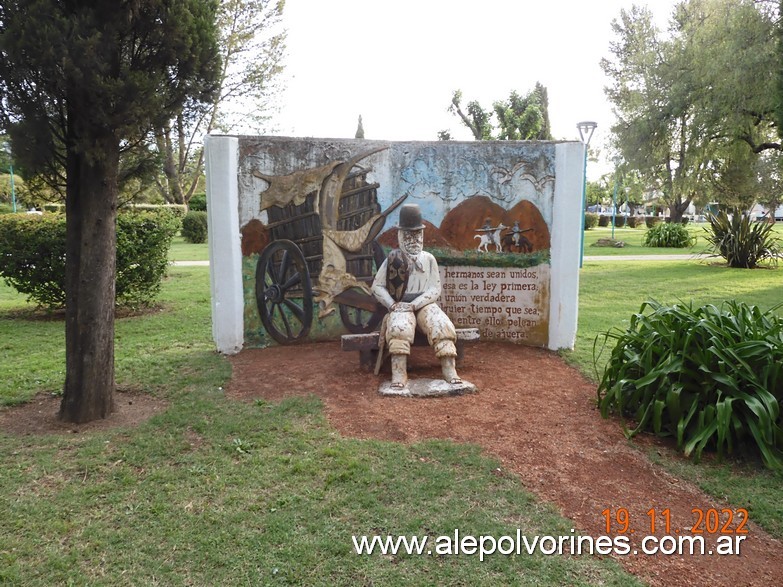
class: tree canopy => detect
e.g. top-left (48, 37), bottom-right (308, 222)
top-left (444, 83), bottom-right (554, 141)
top-left (155, 0), bottom-right (286, 206)
top-left (602, 0), bottom-right (781, 219)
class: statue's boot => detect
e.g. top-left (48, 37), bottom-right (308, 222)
top-left (391, 354), bottom-right (408, 388)
top-left (441, 356), bottom-right (461, 385)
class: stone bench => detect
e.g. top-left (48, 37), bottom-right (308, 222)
top-left (341, 327), bottom-right (481, 372)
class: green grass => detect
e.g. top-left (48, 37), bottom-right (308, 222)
top-left (583, 222), bottom-right (783, 256)
top-left (0, 267), bottom-right (222, 407)
top-left (168, 235), bottom-right (209, 262)
top-left (0, 267), bottom-right (638, 586)
top-left (572, 261), bottom-right (783, 379)
top-left (2, 247), bottom-right (783, 582)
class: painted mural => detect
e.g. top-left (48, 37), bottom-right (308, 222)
top-left (236, 137), bottom-right (556, 347)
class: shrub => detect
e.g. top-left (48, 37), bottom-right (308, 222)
top-left (182, 211), bottom-right (209, 243)
top-left (42, 203), bottom-right (64, 213)
top-left (643, 222), bottom-right (695, 248)
top-left (703, 210), bottom-right (781, 268)
top-left (614, 215), bottom-right (627, 228)
top-left (645, 216), bottom-right (662, 229)
top-left (0, 212), bottom-right (178, 309)
top-left (598, 214), bottom-right (610, 227)
top-left (189, 192), bottom-right (207, 211)
top-left (0, 214), bottom-right (66, 308)
top-left (125, 203), bottom-right (187, 220)
top-left (596, 300), bottom-right (783, 469)
top-left (584, 212), bottom-right (599, 230)
top-left (115, 212), bottom-right (180, 308)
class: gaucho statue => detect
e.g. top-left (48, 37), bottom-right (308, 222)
top-left (371, 204), bottom-right (461, 389)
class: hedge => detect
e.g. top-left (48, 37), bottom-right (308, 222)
top-left (182, 211), bottom-right (208, 243)
top-left (0, 211), bottom-right (179, 309)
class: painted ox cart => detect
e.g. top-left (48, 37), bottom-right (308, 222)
top-left (253, 147), bottom-right (405, 345)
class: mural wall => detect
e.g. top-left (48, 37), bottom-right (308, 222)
top-left (205, 136), bottom-right (585, 353)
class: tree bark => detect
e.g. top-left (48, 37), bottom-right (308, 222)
top-left (59, 135), bottom-right (119, 423)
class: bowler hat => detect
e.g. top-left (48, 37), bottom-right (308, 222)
top-left (396, 204), bottom-right (425, 231)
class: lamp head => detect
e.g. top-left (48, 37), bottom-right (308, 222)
top-left (576, 121), bottom-right (598, 146)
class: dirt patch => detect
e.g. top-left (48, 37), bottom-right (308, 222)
top-left (228, 341), bottom-right (783, 587)
top-left (0, 389), bottom-right (167, 436)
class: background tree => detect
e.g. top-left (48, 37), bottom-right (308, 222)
top-left (756, 150), bottom-right (783, 221)
top-left (445, 84), bottom-right (553, 141)
top-left (706, 143), bottom-right (762, 211)
top-left (0, 0), bottom-right (220, 423)
top-left (585, 179), bottom-right (611, 208)
top-left (355, 115), bottom-right (365, 139)
top-left (156, 0), bottom-right (286, 205)
top-left (602, 4), bottom-right (708, 222)
top-left (603, 0), bottom-right (780, 221)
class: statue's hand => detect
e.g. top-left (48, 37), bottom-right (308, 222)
top-left (392, 302), bottom-right (414, 313)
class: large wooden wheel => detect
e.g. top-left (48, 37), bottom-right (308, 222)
top-left (338, 241), bottom-right (387, 334)
top-left (255, 240), bottom-right (313, 344)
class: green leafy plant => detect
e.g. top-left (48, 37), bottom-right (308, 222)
top-left (188, 192), bottom-right (207, 211)
top-left (584, 212), bottom-right (599, 230)
top-left (596, 300), bottom-right (783, 469)
top-left (643, 222), bottom-right (696, 248)
top-left (0, 211), bottom-right (178, 309)
top-left (181, 210), bottom-right (208, 244)
top-left (703, 210), bottom-right (782, 268)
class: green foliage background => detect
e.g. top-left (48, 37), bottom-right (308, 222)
top-left (0, 211), bottom-right (179, 308)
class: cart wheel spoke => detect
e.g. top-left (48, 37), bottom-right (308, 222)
top-left (267, 258), bottom-right (279, 285)
top-left (283, 297), bottom-right (306, 322)
top-left (276, 303), bottom-right (293, 339)
top-left (278, 249), bottom-right (291, 282)
top-left (281, 271), bottom-right (302, 292)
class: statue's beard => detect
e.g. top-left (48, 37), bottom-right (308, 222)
top-left (399, 232), bottom-right (423, 257)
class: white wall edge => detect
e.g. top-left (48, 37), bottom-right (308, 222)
top-left (548, 142), bottom-right (584, 350)
top-left (205, 135), bottom-right (244, 354)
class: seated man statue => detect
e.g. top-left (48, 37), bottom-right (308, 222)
top-left (371, 204), bottom-right (461, 389)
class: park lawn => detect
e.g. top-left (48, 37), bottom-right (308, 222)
top-left (0, 267), bottom-right (639, 587)
top-left (583, 221), bottom-right (783, 256)
top-left (572, 260), bottom-right (783, 378)
top-left (1, 257), bottom-right (782, 583)
top-left (168, 235), bottom-right (209, 262)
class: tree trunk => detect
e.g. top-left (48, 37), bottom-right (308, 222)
top-left (59, 136), bottom-right (119, 423)
top-left (668, 196), bottom-right (692, 223)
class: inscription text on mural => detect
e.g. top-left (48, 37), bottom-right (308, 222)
top-left (439, 265), bottom-right (550, 345)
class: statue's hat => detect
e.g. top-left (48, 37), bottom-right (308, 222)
top-left (396, 204), bottom-right (425, 231)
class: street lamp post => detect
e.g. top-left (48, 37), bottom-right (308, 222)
top-left (611, 157), bottom-right (621, 241)
top-left (577, 121), bottom-right (597, 268)
top-left (611, 177), bottom-right (617, 240)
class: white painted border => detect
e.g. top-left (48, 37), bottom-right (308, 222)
top-left (204, 135), bottom-right (244, 354)
top-left (548, 142), bottom-right (584, 350)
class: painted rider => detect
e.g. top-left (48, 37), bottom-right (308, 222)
top-left (510, 220), bottom-right (522, 248)
top-left (371, 204), bottom-right (461, 389)
top-left (477, 217), bottom-right (498, 246)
